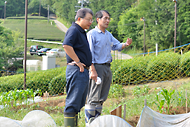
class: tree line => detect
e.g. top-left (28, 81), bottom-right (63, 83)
top-left (0, 0), bottom-right (190, 52)
top-left (41, 0), bottom-right (190, 52)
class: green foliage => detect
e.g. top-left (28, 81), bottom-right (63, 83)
top-left (112, 56), bottom-right (152, 84)
top-left (179, 51), bottom-right (190, 76)
top-left (146, 52), bottom-right (180, 81)
top-left (26, 67), bottom-right (65, 93)
top-left (118, 0), bottom-right (190, 52)
top-left (154, 88), bottom-right (165, 113)
top-left (0, 67), bottom-right (67, 94)
top-left (132, 85), bottom-right (150, 96)
top-left (160, 88), bottom-right (175, 114)
top-left (0, 89), bottom-right (40, 107)
top-left (49, 73), bottom-right (67, 95)
top-left (0, 25), bottom-right (24, 71)
top-left (108, 84), bottom-right (125, 99)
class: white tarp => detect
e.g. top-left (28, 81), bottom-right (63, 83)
top-left (0, 110), bottom-right (56, 127)
top-left (137, 106), bottom-right (190, 127)
top-left (89, 115), bottom-right (132, 127)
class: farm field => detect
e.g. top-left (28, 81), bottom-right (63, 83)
top-left (2, 16), bottom-right (65, 41)
top-left (1, 77), bottom-right (190, 127)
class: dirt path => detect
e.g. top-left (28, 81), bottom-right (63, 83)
top-left (111, 50), bottom-right (133, 60)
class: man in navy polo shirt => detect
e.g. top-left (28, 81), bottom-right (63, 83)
top-left (62, 8), bottom-right (93, 127)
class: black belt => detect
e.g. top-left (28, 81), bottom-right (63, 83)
top-left (94, 63), bottom-right (111, 67)
top-left (67, 63), bottom-right (89, 70)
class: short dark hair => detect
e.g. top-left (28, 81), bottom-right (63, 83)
top-left (95, 10), bottom-right (110, 23)
top-left (75, 8), bottom-right (93, 21)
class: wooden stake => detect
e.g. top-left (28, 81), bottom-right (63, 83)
top-left (186, 89), bottom-right (188, 113)
top-left (110, 105), bottom-right (122, 118)
top-left (123, 104), bottom-right (126, 120)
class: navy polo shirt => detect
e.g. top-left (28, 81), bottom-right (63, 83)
top-left (62, 22), bottom-right (92, 67)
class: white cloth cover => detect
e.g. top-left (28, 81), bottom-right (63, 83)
top-left (89, 115), bottom-right (132, 127)
top-left (0, 110), bottom-right (56, 127)
top-left (137, 106), bottom-right (190, 127)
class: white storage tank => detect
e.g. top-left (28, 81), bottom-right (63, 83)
top-left (42, 55), bottom-right (56, 70)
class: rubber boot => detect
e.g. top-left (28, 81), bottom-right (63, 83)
top-left (95, 104), bottom-right (102, 118)
top-left (64, 112), bottom-right (75, 127)
top-left (85, 104), bottom-right (96, 127)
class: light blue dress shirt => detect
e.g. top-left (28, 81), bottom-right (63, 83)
top-left (87, 26), bottom-right (123, 64)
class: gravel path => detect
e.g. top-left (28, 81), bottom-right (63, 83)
top-left (53, 19), bottom-right (68, 33)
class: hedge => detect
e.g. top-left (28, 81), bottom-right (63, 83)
top-left (179, 51), bottom-right (190, 77)
top-left (0, 66), bottom-right (67, 94)
top-left (146, 52), bottom-right (180, 81)
top-left (112, 56), bottom-right (152, 84)
top-left (1, 51), bottom-right (190, 94)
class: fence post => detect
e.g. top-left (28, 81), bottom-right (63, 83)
top-left (144, 99), bottom-right (147, 107)
top-left (156, 43), bottom-right (158, 56)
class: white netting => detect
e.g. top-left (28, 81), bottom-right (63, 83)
top-left (0, 110), bottom-right (56, 127)
top-left (89, 115), bottom-right (132, 127)
top-left (137, 106), bottom-right (190, 127)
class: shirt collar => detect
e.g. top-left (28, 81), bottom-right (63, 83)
top-left (95, 26), bottom-right (107, 33)
top-left (72, 22), bottom-right (86, 33)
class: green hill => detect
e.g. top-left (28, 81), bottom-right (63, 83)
top-left (2, 16), bottom-right (65, 41)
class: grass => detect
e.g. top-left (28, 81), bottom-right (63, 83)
top-left (2, 16), bottom-right (65, 41)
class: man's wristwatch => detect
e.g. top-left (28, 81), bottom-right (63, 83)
top-left (76, 61), bottom-right (80, 64)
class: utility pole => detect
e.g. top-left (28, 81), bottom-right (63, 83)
top-left (48, 5), bottom-right (49, 23)
top-left (39, 0), bottom-right (41, 16)
top-left (4, 1), bottom-right (7, 19)
top-left (140, 17), bottom-right (146, 56)
top-left (174, 0), bottom-right (177, 53)
top-left (24, 0), bottom-right (28, 90)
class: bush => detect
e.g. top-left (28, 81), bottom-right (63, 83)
top-left (0, 74), bottom-right (23, 92)
top-left (179, 51), bottom-right (190, 76)
top-left (112, 56), bottom-right (152, 84)
top-left (49, 73), bottom-right (67, 95)
top-left (0, 67), bottom-right (66, 93)
top-left (146, 52), bottom-right (180, 81)
top-left (26, 67), bottom-right (66, 93)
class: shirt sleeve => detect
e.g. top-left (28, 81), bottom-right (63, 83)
top-left (62, 28), bottom-right (77, 47)
top-left (87, 32), bottom-right (95, 63)
top-left (110, 33), bottom-right (123, 51)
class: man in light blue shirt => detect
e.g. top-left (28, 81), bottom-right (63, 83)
top-left (85, 10), bottom-right (132, 126)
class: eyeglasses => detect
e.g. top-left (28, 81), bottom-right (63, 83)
top-left (101, 16), bottom-right (111, 21)
top-left (83, 18), bottom-right (93, 22)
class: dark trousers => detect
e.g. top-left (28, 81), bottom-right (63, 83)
top-left (64, 65), bottom-right (89, 113)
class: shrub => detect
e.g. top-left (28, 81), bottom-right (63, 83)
top-left (112, 56), bottom-right (151, 85)
top-left (0, 67), bottom-right (66, 93)
top-left (49, 73), bottom-right (67, 95)
top-left (179, 51), bottom-right (190, 76)
top-left (26, 67), bottom-right (66, 93)
top-left (146, 52), bottom-right (180, 81)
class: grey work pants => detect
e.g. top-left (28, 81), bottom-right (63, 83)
top-left (87, 64), bottom-right (112, 106)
